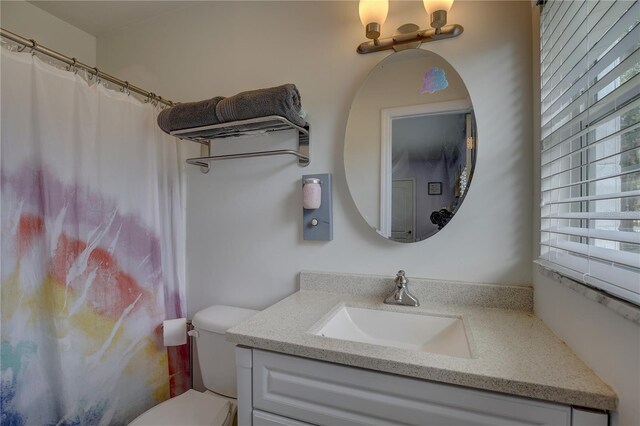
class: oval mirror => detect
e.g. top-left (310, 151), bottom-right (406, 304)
top-left (345, 49), bottom-right (477, 243)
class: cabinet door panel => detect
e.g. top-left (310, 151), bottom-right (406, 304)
top-left (252, 350), bottom-right (571, 426)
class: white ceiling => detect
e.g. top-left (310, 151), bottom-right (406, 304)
top-left (28, 1), bottom-right (198, 36)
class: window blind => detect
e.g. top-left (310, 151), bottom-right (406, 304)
top-left (538, 0), bottom-right (640, 305)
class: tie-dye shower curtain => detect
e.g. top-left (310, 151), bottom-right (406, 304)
top-left (1, 48), bottom-right (187, 425)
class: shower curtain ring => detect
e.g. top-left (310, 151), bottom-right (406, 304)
top-left (122, 81), bottom-right (130, 95)
top-left (16, 44), bottom-right (26, 53)
top-left (67, 57), bottom-right (77, 73)
top-left (29, 39), bottom-right (37, 56)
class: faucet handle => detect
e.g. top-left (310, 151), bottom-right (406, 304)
top-left (396, 270), bottom-right (407, 286)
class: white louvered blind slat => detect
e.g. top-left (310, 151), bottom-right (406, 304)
top-left (539, 0), bottom-right (640, 305)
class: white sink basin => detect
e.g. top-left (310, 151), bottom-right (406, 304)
top-left (314, 306), bottom-right (471, 358)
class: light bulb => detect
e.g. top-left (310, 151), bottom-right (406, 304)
top-left (423, 0), bottom-right (454, 29)
top-left (359, 0), bottom-right (389, 39)
top-left (422, 0), bottom-right (454, 14)
top-left (359, 0), bottom-right (389, 26)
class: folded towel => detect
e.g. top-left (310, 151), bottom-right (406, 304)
top-left (216, 84), bottom-right (307, 128)
top-left (157, 96), bottom-right (225, 134)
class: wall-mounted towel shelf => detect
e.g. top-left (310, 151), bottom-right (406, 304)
top-left (171, 115), bottom-right (310, 173)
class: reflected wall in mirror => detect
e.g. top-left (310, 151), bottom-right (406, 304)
top-left (345, 49), bottom-right (477, 243)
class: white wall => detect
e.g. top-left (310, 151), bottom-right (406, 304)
top-left (529, 8), bottom-right (640, 425)
top-left (0, 0), bottom-right (96, 64)
top-left (534, 271), bottom-right (640, 425)
top-left (96, 0), bottom-right (534, 315)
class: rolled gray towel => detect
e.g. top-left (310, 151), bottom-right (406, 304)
top-left (157, 96), bottom-right (225, 134)
top-left (216, 84), bottom-right (307, 127)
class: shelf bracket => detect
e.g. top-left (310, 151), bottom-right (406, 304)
top-left (199, 142), bottom-right (211, 174)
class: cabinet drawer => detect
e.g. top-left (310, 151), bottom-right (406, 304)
top-left (253, 410), bottom-right (314, 426)
top-left (252, 350), bottom-right (571, 426)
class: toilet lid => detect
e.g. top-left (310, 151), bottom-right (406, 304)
top-left (129, 389), bottom-right (232, 426)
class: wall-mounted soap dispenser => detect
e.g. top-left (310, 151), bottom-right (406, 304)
top-left (302, 174), bottom-right (332, 241)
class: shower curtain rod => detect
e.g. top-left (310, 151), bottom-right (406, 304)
top-left (0, 27), bottom-right (175, 107)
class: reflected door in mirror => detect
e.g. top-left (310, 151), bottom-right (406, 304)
top-left (391, 179), bottom-right (415, 242)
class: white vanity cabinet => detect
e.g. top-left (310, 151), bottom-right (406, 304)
top-left (236, 348), bottom-right (608, 426)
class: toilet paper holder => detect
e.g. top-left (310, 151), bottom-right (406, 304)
top-left (160, 319), bottom-right (192, 329)
top-left (161, 319), bottom-right (195, 390)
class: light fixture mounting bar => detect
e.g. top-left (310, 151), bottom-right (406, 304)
top-left (357, 24), bottom-right (463, 54)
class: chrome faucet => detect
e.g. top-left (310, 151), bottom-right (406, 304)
top-left (384, 270), bottom-right (420, 307)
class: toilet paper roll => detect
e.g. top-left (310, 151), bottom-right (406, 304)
top-left (163, 318), bottom-right (187, 346)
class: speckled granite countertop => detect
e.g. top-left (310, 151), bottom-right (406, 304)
top-left (226, 271), bottom-right (617, 411)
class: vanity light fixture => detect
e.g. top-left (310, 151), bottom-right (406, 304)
top-left (357, 0), bottom-right (463, 54)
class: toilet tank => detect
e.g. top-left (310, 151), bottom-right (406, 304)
top-left (192, 305), bottom-right (258, 398)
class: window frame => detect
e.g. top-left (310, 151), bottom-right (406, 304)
top-left (537, 0), bottom-right (640, 307)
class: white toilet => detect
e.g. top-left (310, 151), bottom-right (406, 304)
top-left (130, 305), bottom-right (258, 426)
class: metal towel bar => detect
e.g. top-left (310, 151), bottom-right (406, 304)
top-left (186, 149), bottom-right (309, 168)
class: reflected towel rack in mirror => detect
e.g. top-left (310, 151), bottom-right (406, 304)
top-left (171, 115), bottom-right (310, 173)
